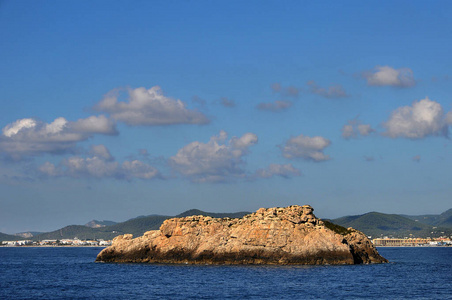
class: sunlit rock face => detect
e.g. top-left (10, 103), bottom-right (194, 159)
top-left (96, 205), bottom-right (388, 265)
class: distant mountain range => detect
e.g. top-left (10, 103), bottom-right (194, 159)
top-left (1, 208), bottom-right (451, 242)
top-left (339, 208), bottom-right (452, 238)
top-left (400, 209), bottom-right (452, 228)
top-left (331, 211), bottom-right (452, 238)
top-left (0, 232), bottom-right (19, 241)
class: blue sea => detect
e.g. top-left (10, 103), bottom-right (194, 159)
top-left (0, 247), bottom-right (450, 299)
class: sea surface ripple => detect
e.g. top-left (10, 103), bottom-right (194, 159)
top-left (0, 247), bottom-right (450, 299)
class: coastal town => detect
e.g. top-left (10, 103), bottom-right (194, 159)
top-left (1, 236), bottom-right (451, 248)
top-left (0, 237), bottom-right (452, 247)
top-left (1, 238), bottom-right (112, 247)
top-left (372, 237), bottom-right (452, 247)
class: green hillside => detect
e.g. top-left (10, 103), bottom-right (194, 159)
top-left (31, 209), bottom-right (249, 241)
top-left (0, 232), bottom-right (21, 242)
top-left (437, 209), bottom-right (452, 227)
top-left (401, 208), bottom-right (452, 228)
top-left (25, 207), bottom-right (452, 242)
top-left (33, 225), bottom-right (117, 241)
top-left (105, 209), bottom-right (250, 238)
top-left (106, 215), bottom-right (170, 237)
top-left (32, 215), bottom-right (170, 241)
top-left (400, 214), bottom-right (440, 226)
top-left (332, 212), bottom-right (452, 238)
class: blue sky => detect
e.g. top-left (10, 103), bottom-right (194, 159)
top-left (1, 1), bottom-right (451, 234)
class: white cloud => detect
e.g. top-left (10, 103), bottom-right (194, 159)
top-left (121, 160), bottom-right (159, 179)
top-left (285, 86), bottom-right (299, 97)
top-left (230, 132), bottom-right (258, 149)
top-left (45, 117), bottom-right (67, 134)
top-left (0, 115), bottom-right (117, 158)
top-left (39, 145), bottom-right (160, 180)
top-left (2, 118), bottom-right (37, 137)
top-left (271, 83), bottom-right (282, 92)
top-left (169, 131), bottom-right (258, 183)
top-left (256, 100), bottom-right (292, 112)
top-left (342, 118), bottom-right (375, 139)
top-left (71, 115), bottom-right (118, 135)
top-left (446, 111), bottom-right (452, 125)
top-left (271, 83), bottom-right (299, 97)
top-left (138, 149), bottom-right (150, 157)
top-left (192, 95), bottom-right (207, 107)
top-left (89, 144), bottom-right (113, 161)
top-left (211, 130), bottom-right (228, 143)
top-left (63, 156), bottom-right (119, 178)
top-left (95, 86), bottom-right (209, 126)
top-left (383, 97), bottom-right (449, 139)
top-left (358, 124), bottom-right (373, 136)
top-left (220, 97), bottom-right (236, 108)
top-left (342, 124), bottom-right (354, 139)
top-left (39, 161), bottom-right (59, 176)
top-left (307, 81), bottom-right (347, 98)
top-left (280, 134), bottom-right (331, 162)
top-left (254, 164), bottom-right (301, 179)
top-left (363, 66), bottom-right (416, 87)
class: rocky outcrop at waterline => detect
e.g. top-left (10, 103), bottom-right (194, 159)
top-left (96, 205), bottom-right (388, 265)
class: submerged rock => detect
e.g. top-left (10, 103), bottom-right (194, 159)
top-left (96, 205), bottom-right (388, 265)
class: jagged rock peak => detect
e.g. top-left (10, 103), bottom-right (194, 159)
top-left (250, 205), bottom-right (321, 225)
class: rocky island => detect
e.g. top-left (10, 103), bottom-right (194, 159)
top-left (96, 205), bottom-right (388, 265)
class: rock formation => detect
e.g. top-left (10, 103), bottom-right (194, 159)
top-left (96, 205), bottom-right (387, 265)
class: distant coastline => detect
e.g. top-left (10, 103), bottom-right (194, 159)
top-left (1, 239), bottom-right (111, 247)
top-left (2, 207), bottom-right (451, 244)
top-left (0, 245), bottom-right (106, 248)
